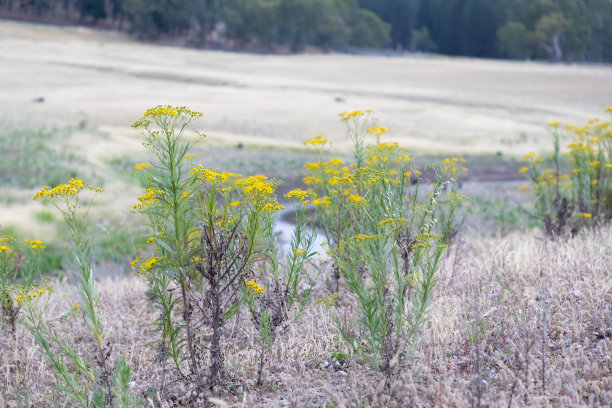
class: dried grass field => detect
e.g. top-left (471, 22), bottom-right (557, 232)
top-left (0, 20), bottom-right (611, 408)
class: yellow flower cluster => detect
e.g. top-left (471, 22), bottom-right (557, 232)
top-left (34, 179), bottom-right (101, 200)
top-left (367, 126), bottom-right (388, 136)
top-left (25, 240), bottom-right (45, 250)
top-left (317, 294), bottom-right (340, 307)
top-left (133, 188), bottom-right (163, 210)
top-left (348, 194), bottom-right (366, 204)
top-left (246, 280), bottom-right (264, 295)
top-left (378, 218), bottom-right (407, 227)
top-left (138, 256), bottom-right (163, 274)
top-left (190, 166), bottom-right (240, 183)
top-left (262, 203), bottom-right (284, 211)
top-left (338, 110), bottom-right (371, 121)
top-left (13, 283), bottom-right (53, 303)
top-left (285, 189), bottom-right (311, 201)
top-left (143, 105), bottom-right (202, 118)
top-left (312, 197), bottom-right (331, 206)
top-left (352, 234), bottom-right (379, 241)
top-left (133, 163), bottom-right (151, 171)
top-left (303, 134), bottom-right (329, 146)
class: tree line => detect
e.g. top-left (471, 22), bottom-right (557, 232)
top-left (1, 0), bottom-right (611, 62)
top-left (358, 0), bottom-right (612, 62)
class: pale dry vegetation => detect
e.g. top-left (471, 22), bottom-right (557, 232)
top-left (1, 226), bottom-right (610, 407)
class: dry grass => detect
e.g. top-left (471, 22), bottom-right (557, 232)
top-left (1, 226), bottom-right (610, 407)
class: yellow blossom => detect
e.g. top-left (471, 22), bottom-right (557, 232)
top-left (285, 189), bottom-right (310, 201)
top-left (303, 134), bottom-right (329, 146)
top-left (348, 194), bottom-right (366, 204)
top-left (25, 239), bottom-right (45, 250)
top-left (578, 212), bottom-right (592, 218)
top-left (367, 126), bottom-right (388, 136)
top-left (518, 167), bottom-right (529, 174)
top-left (246, 280), bottom-right (264, 295)
top-left (312, 197), bottom-right (331, 207)
top-left (34, 179), bottom-right (101, 200)
top-left (138, 256), bottom-right (163, 273)
top-left (303, 176), bottom-right (322, 184)
top-left (262, 202), bottom-right (284, 211)
top-left (133, 163), bottom-right (151, 171)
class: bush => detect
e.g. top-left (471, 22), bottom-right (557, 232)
top-left (302, 110), bottom-right (465, 382)
top-left (519, 107), bottom-right (612, 236)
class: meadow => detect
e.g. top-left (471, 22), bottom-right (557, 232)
top-left (0, 20), bottom-right (611, 407)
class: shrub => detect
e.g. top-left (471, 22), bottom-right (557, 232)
top-left (303, 110), bottom-right (465, 382)
top-left (131, 105), bottom-right (314, 396)
top-left (520, 107), bottom-right (612, 236)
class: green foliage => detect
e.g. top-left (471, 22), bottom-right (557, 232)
top-left (303, 111), bottom-right (464, 382)
top-left (132, 105), bottom-right (312, 391)
top-left (358, 0), bottom-right (612, 61)
top-left (497, 21), bottom-right (527, 59)
top-left (21, 178), bottom-right (139, 406)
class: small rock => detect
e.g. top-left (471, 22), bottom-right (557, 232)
top-left (336, 370), bottom-right (347, 376)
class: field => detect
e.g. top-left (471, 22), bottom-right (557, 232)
top-left (0, 20), bottom-right (611, 407)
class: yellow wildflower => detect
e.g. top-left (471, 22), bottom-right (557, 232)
top-left (326, 158), bottom-right (345, 166)
top-left (133, 163), bottom-right (151, 171)
top-left (348, 194), bottom-right (366, 204)
top-left (25, 239), bottom-right (45, 250)
top-left (285, 189), bottom-right (310, 201)
top-left (303, 134), bottom-right (329, 146)
top-left (246, 280), bottom-right (264, 295)
top-left (519, 185), bottom-right (527, 191)
top-left (303, 176), bottom-right (322, 185)
top-left (518, 167), bottom-right (529, 174)
top-left (578, 212), bottom-right (592, 218)
top-left (312, 197), bottom-right (331, 207)
top-left (139, 256), bottom-right (163, 273)
top-left (262, 202), bottom-right (284, 211)
top-left (34, 179), bottom-right (101, 200)
top-left (548, 121), bottom-right (560, 127)
top-left (338, 110), bottom-right (371, 121)
top-left (378, 218), bottom-right (407, 227)
top-left (367, 126), bottom-right (388, 136)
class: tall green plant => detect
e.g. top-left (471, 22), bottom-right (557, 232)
top-left (304, 111), bottom-right (464, 382)
top-left (22, 178), bottom-right (140, 407)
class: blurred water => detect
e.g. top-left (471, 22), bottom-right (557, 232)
top-left (274, 206), bottom-right (328, 258)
